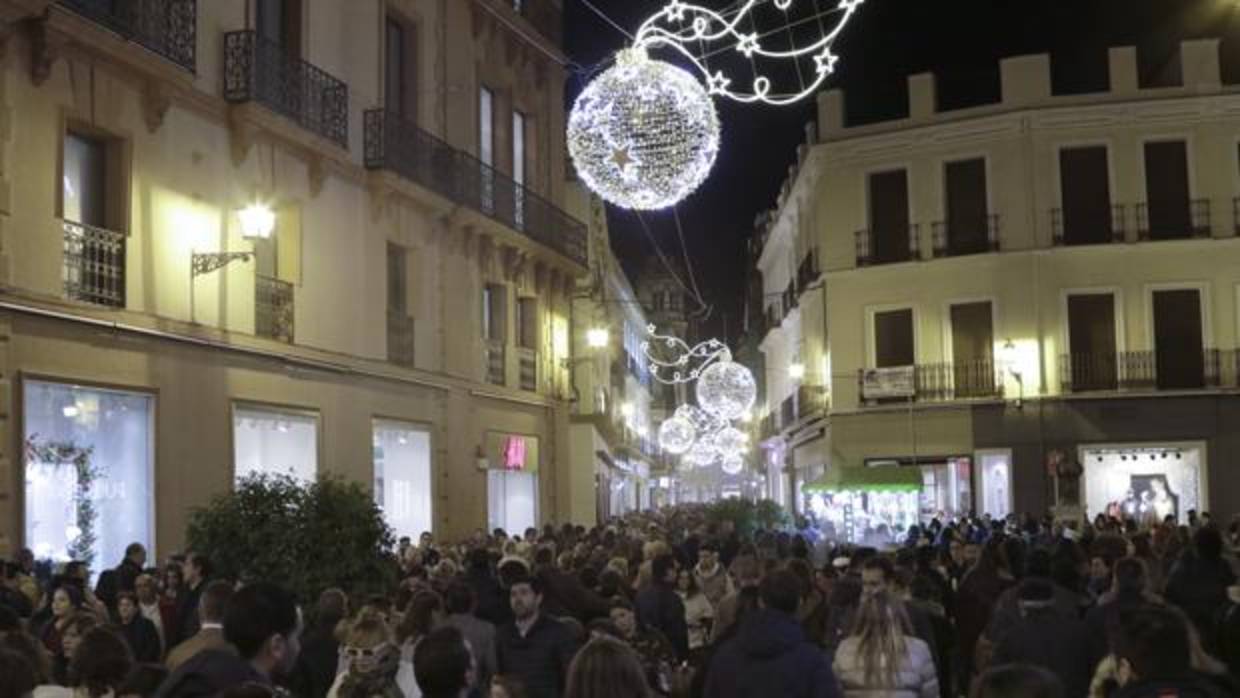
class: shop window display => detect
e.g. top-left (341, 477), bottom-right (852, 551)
top-left (483, 432), bottom-right (539, 535)
top-left (804, 467), bottom-right (923, 547)
top-left (233, 406), bottom-right (318, 483)
top-left (373, 420), bottom-right (432, 540)
top-left (24, 381), bottom-right (153, 571)
top-left (1082, 446), bottom-right (1203, 524)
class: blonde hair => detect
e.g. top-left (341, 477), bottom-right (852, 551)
top-left (851, 591), bottom-right (912, 687)
top-left (345, 617), bottom-right (392, 649)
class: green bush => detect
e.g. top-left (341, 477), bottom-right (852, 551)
top-left (186, 474), bottom-right (399, 603)
top-left (704, 498), bottom-right (790, 536)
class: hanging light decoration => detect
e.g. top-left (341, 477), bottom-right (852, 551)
top-left (568, 47), bottom-right (720, 211)
top-left (696, 359), bottom-right (757, 421)
top-left (567, 1), bottom-right (864, 209)
top-left (720, 453), bottom-right (745, 475)
top-left (711, 426), bottom-right (749, 458)
top-left (683, 439), bottom-right (719, 468)
top-left (658, 412), bottom-right (697, 455)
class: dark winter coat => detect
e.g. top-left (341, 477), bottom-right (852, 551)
top-left (170, 579), bottom-right (207, 648)
top-left (1218, 590), bottom-right (1240, 684)
top-left (703, 608), bottom-right (841, 698)
top-left (535, 565), bottom-right (610, 623)
top-left (154, 648), bottom-right (270, 698)
top-left (636, 581), bottom-right (690, 661)
top-left (495, 614), bottom-right (579, 698)
top-left (990, 608), bottom-right (1093, 698)
top-left (466, 568), bottom-right (511, 628)
top-left (1165, 555), bottom-right (1236, 654)
top-left (289, 622), bottom-right (342, 698)
top-left (119, 614), bottom-right (164, 663)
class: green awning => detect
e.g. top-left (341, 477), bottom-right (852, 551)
top-left (803, 466), bottom-right (923, 493)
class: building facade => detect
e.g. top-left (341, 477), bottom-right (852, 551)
top-left (758, 39), bottom-right (1240, 524)
top-left (0, 0), bottom-right (589, 564)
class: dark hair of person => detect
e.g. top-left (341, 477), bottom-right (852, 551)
top-left (200, 579), bottom-right (235, 624)
top-left (223, 582), bottom-right (299, 660)
top-left (564, 636), bottom-right (652, 698)
top-left (498, 561), bottom-right (530, 589)
top-left (2, 628), bottom-right (51, 683)
top-left (1117, 606), bottom-right (1192, 680)
top-left (1112, 557), bottom-right (1146, 597)
top-left (466, 548), bottom-right (490, 571)
top-left (313, 588), bottom-right (349, 630)
top-left (676, 566), bottom-right (702, 597)
top-left (444, 582), bottom-right (476, 615)
top-left (397, 590), bottom-right (444, 645)
top-left (969, 663), bottom-right (1064, 698)
top-left (413, 626), bottom-right (471, 698)
top-left (862, 555), bottom-right (894, 580)
top-left (508, 574), bottom-right (543, 596)
top-left (54, 583), bottom-right (86, 611)
top-left (608, 597), bottom-right (635, 614)
top-left (651, 554), bottom-right (677, 586)
top-left (758, 569), bottom-right (801, 615)
top-left (72, 627), bottom-right (134, 698)
top-left (0, 605), bottom-right (20, 633)
top-left (116, 590), bottom-right (138, 607)
top-left (65, 611), bottom-right (101, 638)
top-left (124, 543), bottom-right (145, 559)
top-left (586, 618), bottom-right (622, 639)
top-left (1192, 525), bottom-right (1224, 560)
top-left (118, 662), bottom-right (170, 698)
top-left (0, 649), bottom-right (37, 698)
top-left (186, 553), bottom-right (213, 580)
top-left (533, 546), bottom-right (555, 567)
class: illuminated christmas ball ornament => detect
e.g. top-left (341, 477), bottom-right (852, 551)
top-left (683, 439), bottom-right (719, 468)
top-left (696, 359), bottom-right (757, 420)
top-left (720, 453), bottom-right (745, 476)
top-left (658, 414), bottom-right (697, 455)
top-left (567, 47), bottom-right (721, 210)
top-left (712, 426), bottom-right (749, 457)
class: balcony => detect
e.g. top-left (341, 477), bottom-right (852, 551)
top-left (518, 348), bottom-right (538, 392)
top-left (796, 249), bottom-right (821, 291)
top-left (859, 359), bottom-right (1004, 404)
top-left (364, 109), bottom-right (587, 266)
top-left (1136, 199), bottom-right (1210, 241)
top-left (1059, 350), bottom-right (1231, 393)
top-left (855, 225), bottom-right (921, 267)
top-left (58, 0), bottom-right (196, 72)
top-left (223, 31), bottom-right (348, 148)
top-left (62, 220), bottom-right (125, 308)
top-left (255, 275), bottom-right (294, 343)
top-left (484, 340), bottom-right (506, 386)
top-left (931, 215), bottom-right (1000, 258)
top-left (782, 283), bottom-right (797, 314)
top-left (1051, 205), bottom-right (1126, 246)
top-left (387, 310), bottom-right (415, 368)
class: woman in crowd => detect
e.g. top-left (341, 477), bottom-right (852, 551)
top-left (34, 626), bottom-right (133, 698)
top-left (328, 616), bottom-right (413, 698)
top-left (52, 613), bottom-right (99, 685)
top-left (564, 636), bottom-right (652, 698)
top-left (115, 592), bottom-right (161, 663)
top-left (36, 586), bottom-right (83, 657)
top-left (158, 563), bottom-right (183, 646)
top-left (396, 590), bottom-right (445, 663)
top-left (833, 591), bottom-right (938, 698)
top-left (675, 569), bottom-right (713, 657)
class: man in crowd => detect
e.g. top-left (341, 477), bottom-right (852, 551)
top-left (989, 578), bottom-right (1092, 698)
top-left (166, 579), bottom-right (234, 671)
top-left (171, 553), bottom-right (212, 647)
top-left (134, 573), bottom-right (166, 648)
top-left (414, 626), bottom-right (477, 698)
top-left (496, 576), bottom-right (578, 698)
top-left (636, 553), bottom-right (689, 661)
top-left (704, 569), bottom-right (840, 698)
top-left (444, 581), bottom-right (497, 691)
top-left (711, 555), bottom-right (761, 643)
top-left (96, 542), bottom-right (146, 612)
top-left (157, 581), bottom-right (302, 698)
top-left (1112, 606), bottom-right (1229, 697)
top-left (694, 542), bottom-right (734, 609)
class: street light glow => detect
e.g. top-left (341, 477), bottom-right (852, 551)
top-left (239, 203), bottom-right (275, 240)
top-left (586, 327), bottom-right (609, 349)
top-left (788, 362), bottom-right (806, 380)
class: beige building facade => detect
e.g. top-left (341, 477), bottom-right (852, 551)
top-left (0, 0), bottom-right (592, 564)
top-left (758, 39), bottom-right (1240, 524)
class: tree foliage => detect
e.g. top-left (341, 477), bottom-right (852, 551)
top-left (704, 498), bottom-right (790, 536)
top-left (186, 474), bottom-right (399, 603)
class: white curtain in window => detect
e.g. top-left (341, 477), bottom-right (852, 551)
top-left (233, 406), bottom-right (318, 483)
top-left (488, 470), bottom-right (538, 535)
top-left (373, 420), bottom-right (432, 539)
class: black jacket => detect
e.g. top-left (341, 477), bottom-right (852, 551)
top-left (154, 648), bottom-right (269, 698)
top-left (1218, 597), bottom-right (1240, 682)
top-left (496, 614), bottom-right (579, 698)
top-left (636, 582), bottom-right (690, 661)
top-left (703, 608), bottom-right (841, 698)
top-left (119, 615), bottom-right (164, 663)
top-left (991, 609), bottom-right (1093, 698)
top-left (536, 565), bottom-right (610, 624)
top-left (467, 569), bottom-right (511, 628)
top-left (289, 623), bottom-right (341, 698)
top-left (1165, 555), bottom-right (1236, 653)
top-left (171, 579), bottom-right (207, 648)
top-left (97, 558), bottom-right (144, 612)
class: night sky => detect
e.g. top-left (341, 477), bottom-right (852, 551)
top-left (562, 0), bottom-right (1240, 343)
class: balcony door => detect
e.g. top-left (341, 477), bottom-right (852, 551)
top-left (1143, 141), bottom-right (1191, 240)
top-left (868, 169), bottom-right (911, 263)
top-left (874, 309), bottom-right (914, 368)
top-left (256, 0), bottom-right (301, 55)
top-left (1059, 146), bottom-right (1113, 244)
top-left (1152, 289), bottom-right (1205, 389)
top-left (945, 158), bottom-right (989, 255)
top-left (950, 301), bottom-right (994, 397)
top-left (1067, 293), bottom-right (1118, 391)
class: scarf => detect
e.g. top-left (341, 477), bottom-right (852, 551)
top-left (337, 647), bottom-right (404, 698)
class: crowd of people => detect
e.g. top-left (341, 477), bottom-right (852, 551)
top-left (2, 506), bottom-right (1240, 698)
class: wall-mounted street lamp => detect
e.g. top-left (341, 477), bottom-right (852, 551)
top-left (1001, 338), bottom-right (1024, 408)
top-left (586, 327), bottom-right (610, 349)
top-left (190, 203), bottom-right (275, 322)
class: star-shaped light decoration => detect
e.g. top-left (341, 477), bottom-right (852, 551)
top-left (665, 0), bottom-right (689, 22)
top-left (706, 71), bottom-right (732, 96)
top-left (840, 0), bottom-right (866, 11)
top-left (813, 48), bottom-right (840, 75)
top-left (736, 32), bottom-right (760, 58)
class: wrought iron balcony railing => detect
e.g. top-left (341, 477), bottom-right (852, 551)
top-left (387, 310), bottom-right (415, 368)
top-left (859, 359), bottom-right (1004, 404)
top-left (59, 0), bottom-right (196, 72)
top-left (255, 275), bottom-right (294, 343)
top-left (63, 220), bottom-right (125, 308)
top-left (364, 109), bottom-right (587, 266)
top-left (855, 225), bottom-right (921, 266)
top-left (518, 347), bottom-right (538, 392)
top-left (485, 340), bottom-right (506, 386)
top-left (796, 249), bottom-right (821, 291)
top-left (931, 215), bottom-right (1000, 258)
top-left (224, 31), bottom-right (348, 148)
top-left (1051, 204), bottom-right (1127, 246)
top-left (1136, 199), bottom-right (1211, 241)
top-left (1059, 350), bottom-right (1229, 393)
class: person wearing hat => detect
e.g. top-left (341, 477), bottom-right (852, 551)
top-left (989, 578), bottom-right (1093, 698)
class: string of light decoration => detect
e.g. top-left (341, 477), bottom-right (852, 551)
top-left (568, 0), bottom-right (865, 210)
top-left (643, 326), bottom-right (756, 475)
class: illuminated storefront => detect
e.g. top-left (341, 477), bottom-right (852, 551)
top-left (373, 420), bottom-right (433, 539)
top-left (483, 432), bottom-right (540, 535)
top-left (804, 467), bottom-right (922, 546)
top-left (233, 404), bottom-right (318, 483)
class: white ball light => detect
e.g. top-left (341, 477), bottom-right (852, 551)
top-left (567, 47), bottom-right (721, 210)
top-left (658, 415), bottom-right (697, 455)
top-left (683, 440), bottom-right (718, 468)
top-left (712, 426), bottom-right (748, 457)
top-left (721, 454), bottom-right (745, 475)
top-left (696, 360), bottom-right (757, 420)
